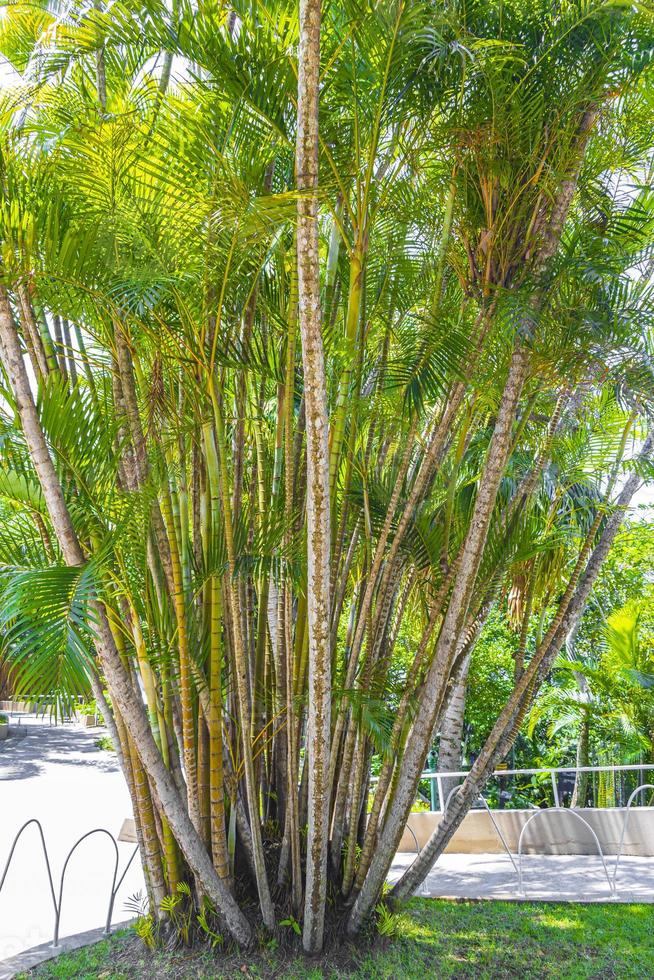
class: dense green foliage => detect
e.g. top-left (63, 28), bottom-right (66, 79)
top-left (464, 520), bottom-right (654, 762)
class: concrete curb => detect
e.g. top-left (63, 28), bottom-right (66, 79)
top-left (0, 919), bottom-right (134, 980)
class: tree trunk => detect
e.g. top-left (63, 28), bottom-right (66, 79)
top-left (348, 341), bottom-right (529, 934)
top-left (296, 0), bottom-right (331, 953)
top-left (437, 648), bottom-right (472, 805)
top-left (571, 712), bottom-right (590, 809)
top-left (568, 622), bottom-right (590, 809)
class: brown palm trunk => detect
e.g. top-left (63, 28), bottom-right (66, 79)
top-left (296, 0), bottom-right (331, 953)
top-left (571, 712), bottom-right (590, 808)
top-left (209, 402), bottom-right (275, 928)
top-left (437, 648), bottom-right (473, 803)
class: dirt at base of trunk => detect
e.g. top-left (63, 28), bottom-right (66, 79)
top-left (29, 925), bottom-right (384, 980)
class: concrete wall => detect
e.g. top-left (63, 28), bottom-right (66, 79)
top-left (0, 701), bottom-right (38, 713)
top-left (399, 807), bottom-right (654, 857)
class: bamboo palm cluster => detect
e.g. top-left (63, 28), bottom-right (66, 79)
top-left (0, 0), bottom-right (653, 952)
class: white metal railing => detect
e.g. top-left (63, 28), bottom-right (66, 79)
top-left (416, 764), bottom-right (654, 812)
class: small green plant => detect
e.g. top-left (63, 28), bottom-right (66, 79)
top-left (125, 890), bottom-right (159, 948)
top-left (279, 915), bottom-right (301, 936)
top-left (374, 902), bottom-right (403, 938)
top-left (159, 881), bottom-right (193, 945)
top-left (197, 898), bottom-right (224, 948)
top-left (133, 914), bottom-right (156, 950)
top-left (130, 884), bottom-right (228, 952)
top-left (76, 700), bottom-right (95, 715)
top-left (0, 713), bottom-right (8, 725)
top-left (94, 734), bottom-right (114, 751)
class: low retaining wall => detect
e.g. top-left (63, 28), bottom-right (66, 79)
top-left (399, 807), bottom-right (654, 857)
top-left (0, 701), bottom-right (36, 714)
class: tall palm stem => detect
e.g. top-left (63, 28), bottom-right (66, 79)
top-left (297, 0), bottom-right (331, 951)
top-left (209, 392), bottom-right (275, 928)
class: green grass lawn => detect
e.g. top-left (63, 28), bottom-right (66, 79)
top-left (20, 900), bottom-right (654, 980)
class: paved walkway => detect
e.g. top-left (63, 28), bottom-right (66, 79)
top-left (0, 714), bottom-right (144, 960)
top-left (389, 851), bottom-right (654, 902)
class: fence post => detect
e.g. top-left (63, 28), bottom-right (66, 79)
top-left (551, 770), bottom-right (560, 808)
top-left (427, 748), bottom-right (439, 811)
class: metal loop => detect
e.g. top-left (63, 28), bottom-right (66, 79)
top-left (444, 784), bottom-right (519, 876)
top-left (54, 829), bottom-right (120, 946)
top-left (612, 783), bottom-right (654, 889)
top-left (517, 807), bottom-right (615, 899)
top-left (1, 820), bottom-right (139, 948)
top-left (0, 819), bottom-right (58, 923)
top-left (405, 824), bottom-right (421, 856)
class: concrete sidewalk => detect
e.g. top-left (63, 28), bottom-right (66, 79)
top-left (0, 714), bottom-right (144, 960)
top-left (389, 851), bottom-right (654, 902)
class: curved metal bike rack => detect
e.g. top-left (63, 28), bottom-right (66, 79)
top-left (611, 783), bottom-right (654, 892)
top-left (517, 807), bottom-right (615, 899)
top-left (444, 784), bottom-right (520, 877)
top-left (0, 820), bottom-right (58, 918)
top-left (402, 784), bottom-right (522, 896)
top-left (0, 819), bottom-right (139, 948)
top-left (404, 823), bottom-right (421, 856)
